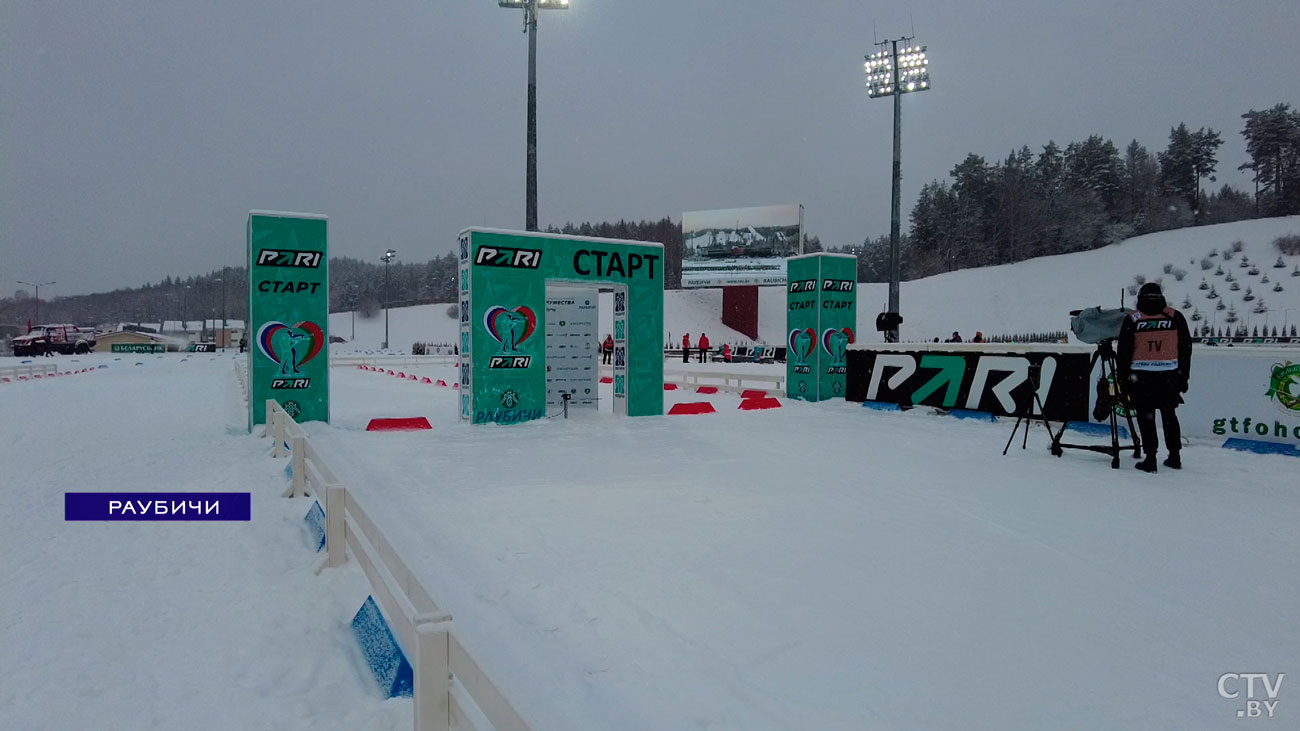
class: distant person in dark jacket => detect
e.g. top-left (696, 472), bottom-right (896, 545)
top-left (239, 336), bottom-right (247, 353)
top-left (1118, 282), bottom-right (1192, 472)
top-left (681, 333), bottom-right (691, 363)
top-left (946, 332), bottom-right (963, 343)
top-left (602, 334), bottom-right (614, 364)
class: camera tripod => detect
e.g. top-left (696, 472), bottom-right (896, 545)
top-left (1003, 340), bottom-right (1142, 468)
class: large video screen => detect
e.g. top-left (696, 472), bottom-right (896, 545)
top-left (681, 204), bottom-right (802, 288)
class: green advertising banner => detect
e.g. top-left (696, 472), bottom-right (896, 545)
top-left (247, 211), bottom-right (329, 431)
top-left (786, 253), bottom-right (857, 401)
top-left (786, 255), bottom-right (821, 401)
top-left (817, 254), bottom-right (857, 400)
top-left (458, 228), bottom-right (663, 424)
top-left (111, 343), bottom-right (166, 353)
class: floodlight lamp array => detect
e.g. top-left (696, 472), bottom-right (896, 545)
top-left (864, 44), bottom-right (930, 98)
top-left (498, 0), bottom-right (569, 7)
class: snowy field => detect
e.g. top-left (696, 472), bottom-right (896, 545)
top-left (6, 352), bottom-right (1295, 729)
top-left (0, 353), bottom-right (413, 730)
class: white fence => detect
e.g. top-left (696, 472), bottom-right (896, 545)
top-left (0, 361), bottom-right (65, 381)
top-left (599, 364), bottom-right (785, 394)
top-left (234, 361), bottom-right (248, 404)
top-left (262, 399), bottom-right (529, 731)
top-left (665, 369), bottom-right (784, 394)
top-left (332, 355), bottom-right (458, 369)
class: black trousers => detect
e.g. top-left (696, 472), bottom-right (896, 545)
top-left (1129, 372), bottom-right (1183, 456)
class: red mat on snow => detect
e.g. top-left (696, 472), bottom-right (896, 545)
top-left (695, 386), bottom-right (718, 394)
top-left (738, 397), bottom-right (782, 410)
top-left (740, 389), bottom-right (768, 399)
top-left (365, 417), bottom-right (433, 431)
top-left (663, 383), bottom-right (678, 390)
top-left (599, 376), bottom-right (613, 384)
top-left (668, 402), bottom-right (715, 415)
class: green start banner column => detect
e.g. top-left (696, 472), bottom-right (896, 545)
top-left (458, 228), bottom-right (663, 424)
top-left (247, 211), bottom-right (329, 432)
top-left (785, 253), bottom-right (857, 402)
top-left (817, 254), bottom-right (857, 400)
top-left (786, 255), bottom-right (821, 401)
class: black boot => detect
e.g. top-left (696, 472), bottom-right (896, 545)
top-left (1136, 455), bottom-right (1158, 473)
top-left (1163, 453), bottom-right (1181, 469)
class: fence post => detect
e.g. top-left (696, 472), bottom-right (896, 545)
top-left (290, 435), bottom-right (306, 498)
top-left (266, 400), bottom-right (283, 457)
top-left (414, 621), bottom-right (451, 731)
top-left (325, 485), bottom-right (346, 568)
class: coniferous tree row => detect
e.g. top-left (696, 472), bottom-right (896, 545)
top-left (829, 101), bottom-right (1299, 282)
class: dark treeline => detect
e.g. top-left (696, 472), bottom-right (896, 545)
top-left (0, 255), bottom-right (461, 328)
top-left (829, 102), bottom-right (1300, 282)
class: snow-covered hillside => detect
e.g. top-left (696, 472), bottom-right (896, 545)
top-left (330, 217), bottom-right (1300, 352)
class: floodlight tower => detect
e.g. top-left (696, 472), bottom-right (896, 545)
top-left (381, 248), bottom-right (397, 350)
top-left (17, 280), bottom-right (55, 325)
top-left (498, 0), bottom-right (569, 232)
top-left (865, 38), bottom-right (930, 342)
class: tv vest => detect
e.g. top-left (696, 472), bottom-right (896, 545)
top-left (1129, 307), bottom-right (1180, 372)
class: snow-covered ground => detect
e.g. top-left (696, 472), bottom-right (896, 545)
top-left (7, 352), bottom-right (1293, 729)
top-left (308, 365), bottom-right (1300, 729)
top-left (0, 354), bottom-right (411, 730)
top-left (330, 216), bottom-right (1300, 352)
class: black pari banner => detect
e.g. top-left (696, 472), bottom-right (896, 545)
top-left (845, 349), bottom-right (1093, 422)
top-left (1194, 337), bottom-right (1300, 346)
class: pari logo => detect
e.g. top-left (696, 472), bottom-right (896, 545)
top-left (255, 249), bottom-right (322, 269)
top-left (821, 327), bottom-right (854, 372)
top-left (788, 328), bottom-right (816, 373)
top-left (1266, 360), bottom-right (1300, 414)
top-left (257, 321), bottom-right (324, 387)
top-left (484, 305), bottom-right (537, 369)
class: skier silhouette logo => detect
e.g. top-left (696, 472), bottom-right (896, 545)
top-left (483, 305), bottom-right (537, 354)
top-left (256, 321), bottom-right (325, 375)
top-left (788, 328), bottom-right (816, 366)
top-left (821, 327), bottom-right (855, 368)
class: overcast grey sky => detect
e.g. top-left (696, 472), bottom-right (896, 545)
top-left (3, 0), bottom-right (1298, 296)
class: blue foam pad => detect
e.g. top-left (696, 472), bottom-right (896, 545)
top-left (1067, 421), bottom-right (1131, 440)
top-left (949, 409), bottom-right (997, 422)
top-left (351, 596), bottom-right (413, 698)
top-left (1222, 438), bottom-right (1300, 458)
top-left (860, 401), bottom-right (900, 412)
top-left (303, 500), bottom-right (326, 552)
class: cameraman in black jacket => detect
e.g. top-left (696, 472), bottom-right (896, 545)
top-left (1117, 283), bottom-right (1192, 472)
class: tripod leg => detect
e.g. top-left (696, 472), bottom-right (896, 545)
top-left (1002, 417), bottom-right (1024, 456)
top-left (1102, 353), bottom-right (1123, 468)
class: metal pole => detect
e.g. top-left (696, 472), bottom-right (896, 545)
top-left (526, 0), bottom-right (539, 231)
top-left (221, 269), bottom-right (227, 351)
top-left (383, 260), bottom-right (390, 350)
top-left (887, 38), bottom-right (902, 343)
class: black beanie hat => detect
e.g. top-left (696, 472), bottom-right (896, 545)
top-left (1136, 281), bottom-right (1167, 314)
